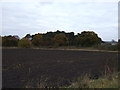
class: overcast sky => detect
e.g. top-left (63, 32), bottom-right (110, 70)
top-left (1, 0), bottom-right (118, 41)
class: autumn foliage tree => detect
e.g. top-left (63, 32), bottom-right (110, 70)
top-left (2, 30), bottom-right (103, 48)
top-left (18, 38), bottom-right (31, 48)
top-left (2, 35), bottom-right (19, 47)
top-left (32, 33), bottom-right (43, 46)
top-left (53, 33), bottom-right (68, 46)
top-left (75, 31), bottom-right (102, 47)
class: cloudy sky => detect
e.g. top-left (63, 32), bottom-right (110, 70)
top-left (1, 0), bottom-right (118, 41)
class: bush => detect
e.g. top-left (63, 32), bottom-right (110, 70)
top-left (18, 38), bottom-right (32, 48)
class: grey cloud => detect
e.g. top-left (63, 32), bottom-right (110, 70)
top-left (2, 2), bottom-right (118, 40)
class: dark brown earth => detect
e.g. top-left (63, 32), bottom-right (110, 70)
top-left (2, 48), bottom-right (118, 88)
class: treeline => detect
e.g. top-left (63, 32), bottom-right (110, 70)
top-left (1, 30), bottom-right (102, 48)
top-left (1, 30), bottom-right (119, 50)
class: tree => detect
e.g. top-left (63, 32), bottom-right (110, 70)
top-left (25, 34), bottom-right (32, 40)
top-left (2, 35), bottom-right (19, 47)
top-left (118, 39), bottom-right (120, 51)
top-left (53, 33), bottom-right (68, 46)
top-left (0, 36), bottom-right (2, 47)
top-left (18, 38), bottom-right (32, 48)
top-left (32, 33), bottom-right (43, 46)
top-left (75, 31), bottom-right (102, 47)
top-left (65, 32), bottom-right (75, 46)
top-left (42, 32), bottom-right (55, 46)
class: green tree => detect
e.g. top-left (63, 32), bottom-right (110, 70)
top-left (53, 33), bottom-right (68, 46)
top-left (2, 35), bottom-right (19, 47)
top-left (42, 32), bottom-right (55, 46)
top-left (65, 32), bottom-right (75, 46)
top-left (18, 38), bottom-right (31, 48)
top-left (32, 33), bottom-right (43, 46)
top-left (76, 31), bottom-right (102, 47)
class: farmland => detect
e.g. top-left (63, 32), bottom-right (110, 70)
top-left (2, 48), bottom-right (118, 88)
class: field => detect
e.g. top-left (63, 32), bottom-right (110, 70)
top-left (2, 48), bottom-right (118, 88)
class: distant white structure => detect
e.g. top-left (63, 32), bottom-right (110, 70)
top-left (101, 40), bottom-right (118, 45)
top-left (13, 35), bottom-right (20, 40)
top-left (28, 37), bottom-right (32, 40)
top-left (25, 34), bottom-right (32, 40)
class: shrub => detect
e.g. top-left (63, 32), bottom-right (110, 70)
top-left (18, 38), bottom-right (32, 48)
top-left (93, 44), bottom-right (118, 51)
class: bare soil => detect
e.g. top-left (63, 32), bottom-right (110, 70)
top-left (2, 48), bottom-right (118, 88)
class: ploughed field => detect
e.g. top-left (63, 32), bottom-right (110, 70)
top-left (2, 49), bottom-right (118, 88)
